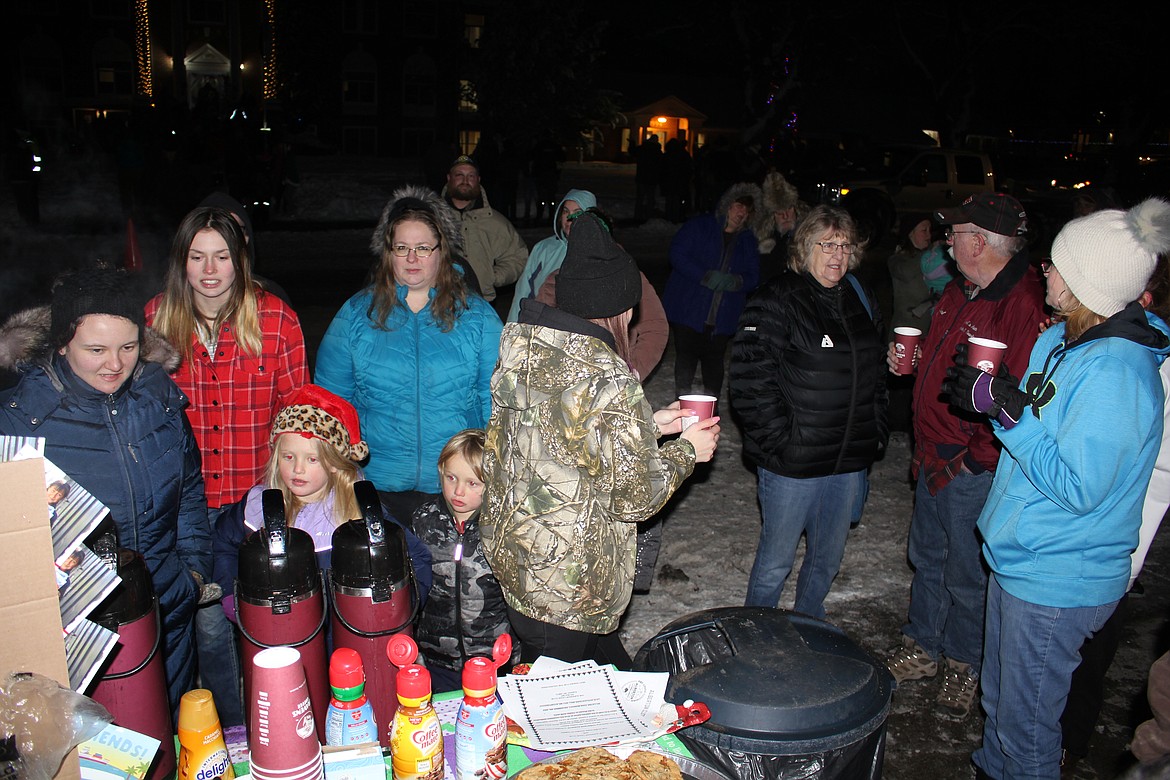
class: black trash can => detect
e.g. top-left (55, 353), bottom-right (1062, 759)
top-left (634, 607), bottom-right (894, 780)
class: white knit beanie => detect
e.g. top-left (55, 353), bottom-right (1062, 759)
top-left (1050, 198), bottom-right (1170, 317)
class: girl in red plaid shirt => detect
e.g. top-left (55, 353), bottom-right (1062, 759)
top-left (146, 205), bottom-right (309, 724)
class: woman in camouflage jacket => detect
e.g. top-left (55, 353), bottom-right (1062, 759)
top-left (481, 211), bottom-right (720, 666)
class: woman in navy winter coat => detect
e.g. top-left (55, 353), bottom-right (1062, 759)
top-left (0, 269), bottom-right (211, 714)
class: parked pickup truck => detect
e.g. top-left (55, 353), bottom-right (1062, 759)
top-left (818, 147), bottom-right (996, 243)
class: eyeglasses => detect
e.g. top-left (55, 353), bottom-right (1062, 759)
top-left (944, 229), bottom-right (980, 243)
top-left (390, 244), bottom-right (437, 258)
top-left (817, 241), bottom-right (855, 255)
top-left (1040, 261), bottom-right (1053, 274)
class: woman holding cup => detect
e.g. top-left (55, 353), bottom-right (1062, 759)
top-left (945, 199), bottom-right (1170, 779)
top-left (482, 211), bottom-right (720, 666)
top-left (730, 205), bottom-right (888, 618)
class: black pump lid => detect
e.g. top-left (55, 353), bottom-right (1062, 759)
top-left (237, 488), bottom-right (319, 600)
top-left (330, 480), bottom-right (408, 598)
top-left (92, 549), bottom-right (154, 628)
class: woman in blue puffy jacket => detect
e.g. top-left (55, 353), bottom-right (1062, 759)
top-left (315, 186), bottom-right (503, 525)
top-left (946, 199), bottom-right (1170, 779)
top-left (0, 268), bottom-right (211, 715)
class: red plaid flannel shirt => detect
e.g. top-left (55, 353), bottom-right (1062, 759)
top-left (146, 292), bottom-right (309, 507)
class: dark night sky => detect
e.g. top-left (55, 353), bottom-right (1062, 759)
top-left (593, 2), bottom-right (1167, 144)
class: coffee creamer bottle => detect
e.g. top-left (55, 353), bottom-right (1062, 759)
top-left (386, 634), bottom-right (443, 780)
top-left (454, 634), bottom-right (512, 780)
top-left (177, 689), bottom-right (235, 780)
top-left (325, 647), bottom-right (378, 746)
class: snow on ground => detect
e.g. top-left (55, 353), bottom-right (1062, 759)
top-left (4, 154), bottom-right (1167, 780)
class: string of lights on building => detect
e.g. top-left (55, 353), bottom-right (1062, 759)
top-left (134, 0), bottom-right (152, 99)
top-left (263, 0), bottom-right (278, 101)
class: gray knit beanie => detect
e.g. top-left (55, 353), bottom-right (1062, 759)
top-left (1051, 198), bottom-right (1170, 317)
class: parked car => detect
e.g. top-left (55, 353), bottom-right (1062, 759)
top-left (817, 147), bottom-right (996, 244)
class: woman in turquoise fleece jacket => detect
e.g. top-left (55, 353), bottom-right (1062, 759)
top-left (506, 188), bottom-right (597, 322)
top-left (948, 199), bottom-right (1170, 780)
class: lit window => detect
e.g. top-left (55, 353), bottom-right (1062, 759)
top-left (465, 15), bottom-right (484, 48)
top-left (459, 80), bottom-right (477, 113)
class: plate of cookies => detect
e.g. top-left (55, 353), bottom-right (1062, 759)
top-left (513, 746), bottom-right (731, 780)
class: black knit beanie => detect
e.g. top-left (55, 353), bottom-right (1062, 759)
top-left (50, 268), bottom-right (146, 350)
top-left (556, 212), bottom-right (642, 319)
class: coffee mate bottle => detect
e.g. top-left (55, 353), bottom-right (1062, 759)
top-left (386, 634), bottom-right (443, 780)
top-left (325, 647), bottom-right (378, 746)
top-left (176, 689), bottom-right (235, 780)
top-left (454, 634), bottom-right (512, 780)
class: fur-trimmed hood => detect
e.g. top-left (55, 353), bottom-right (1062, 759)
top-left (715, 182), bottom-right (763, 226)
top-left (0, 305), bottom-right (180, 373)
top-left (370, 184), bottom-right (465, 259)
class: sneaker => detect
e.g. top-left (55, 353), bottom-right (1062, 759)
top-left (886, 636), bottom-right (938, 683)
top-left (935, 658), bottom-right (979, 720)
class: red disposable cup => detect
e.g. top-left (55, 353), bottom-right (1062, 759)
top-left (251, 759), bottom-right (322, 780)
top-left (679, 394), bottom-right (717, 430)
top-left (248, 647), bottom-right (321, 774)
top-left (893, 327), bottom-right (922, 375)
top-left (251, 754), bottom-right (323, 780)
top-left (967, 337), bottom-right (1007, 375)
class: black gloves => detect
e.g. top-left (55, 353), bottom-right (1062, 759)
top-left (944, 343), bottom-right (1029, 429)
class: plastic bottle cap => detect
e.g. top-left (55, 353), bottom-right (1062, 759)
top-left (177, 688), bottom-right (221, 735)
top-left (386, 633), bottom-right (418, 669)
top-left (461, 656), bottom-right (498, 698)
top-left (396, 664), bottom-right (432, 705)
top-left (330, 647), bottom-right (367, 698)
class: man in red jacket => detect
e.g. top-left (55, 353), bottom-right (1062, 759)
top-left (885, 193), bottom-right (1047, 720)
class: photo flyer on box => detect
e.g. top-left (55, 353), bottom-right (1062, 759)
top-left (65, 618), bottom-right (119, 693)
top-left (58, 543), bottom-right (121, 636)
top-left (0, 437), bottom-right (112, 567)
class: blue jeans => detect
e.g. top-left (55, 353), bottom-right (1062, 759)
top-left (196, 505), bottom-right (243, 726)
top-left (903, 470), bottom-right (992, 670)
top-left (744, 468), bottom-right (868, 619)
top-left (195, 603), bottom-right (243, 726)
top-left (973, 575), bottom-right (1117, 780)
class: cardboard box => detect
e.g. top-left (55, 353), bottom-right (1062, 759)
top-left (0, 456), bottom-right (81, 780)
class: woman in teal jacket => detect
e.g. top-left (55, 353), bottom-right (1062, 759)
top-left (506, 188), bottom-right (597, 323)
top-left (316, 186), bottom-right (503, 524)
top-left (947, 199), bottom-right (1170, 780)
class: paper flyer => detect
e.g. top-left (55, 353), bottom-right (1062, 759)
top-left (79, 723), bottom-right (161, 780)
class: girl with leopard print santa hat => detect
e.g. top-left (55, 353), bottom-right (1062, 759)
top-left (212, 384), bottom-right (432, 623)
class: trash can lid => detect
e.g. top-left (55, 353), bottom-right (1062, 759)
top-left (637, 607), bottom-right (893, 746)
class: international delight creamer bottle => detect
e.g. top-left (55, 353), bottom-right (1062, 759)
top-left (176, 689), bottom-right (235, 780)
top-left (386, 634), bottom-right (444, 780)
top-left (454, 634), bottom-right (512, 780)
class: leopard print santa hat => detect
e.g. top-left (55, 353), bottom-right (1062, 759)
top-left (271, 384), bottom-right (369, 462)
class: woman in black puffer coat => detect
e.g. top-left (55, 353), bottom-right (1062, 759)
top-left (730, 206), bottom-right (888, 619)
top-left (0, 269), bottom-right (211, 715)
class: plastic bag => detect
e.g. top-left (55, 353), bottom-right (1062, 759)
top-left (0, 672), bottom-right (112, 780)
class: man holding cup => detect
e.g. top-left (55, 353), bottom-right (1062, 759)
top-left (884, 193), bottom-right (1047, 720)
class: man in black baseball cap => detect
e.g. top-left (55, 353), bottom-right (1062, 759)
top-left (883, 189), bottom-right (1047, 721)
top-left (935, 192), bottom-right (1028, 238)
top-left (443, 154), bottom-right (527, 307)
